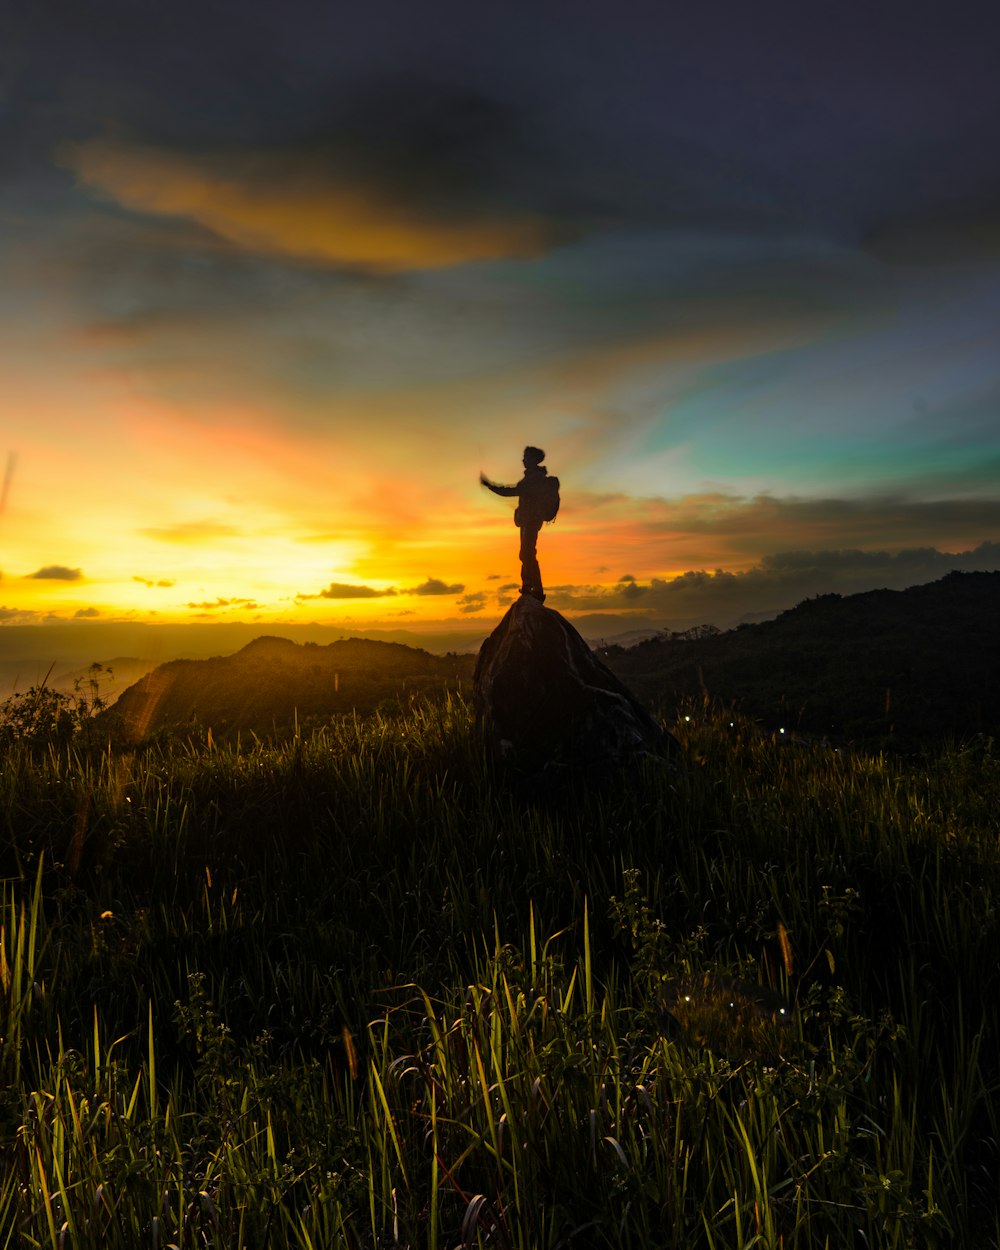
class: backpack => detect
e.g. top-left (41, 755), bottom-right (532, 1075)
top-left (539, 474), bottom-right (560, 522)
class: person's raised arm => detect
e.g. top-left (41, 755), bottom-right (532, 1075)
top-left (480, 472), bottom-right (518, 497)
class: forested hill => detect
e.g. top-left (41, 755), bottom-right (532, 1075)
top-left (106, 635), bottom-right (477, 740)
top-left (599, 570), bottom-right (1000, 745)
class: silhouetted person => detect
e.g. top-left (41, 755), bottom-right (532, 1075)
top-left (480, 446), bottom-right (559, 603)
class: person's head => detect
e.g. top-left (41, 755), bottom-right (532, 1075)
top-left (523, 446), bottom-right (545, 467)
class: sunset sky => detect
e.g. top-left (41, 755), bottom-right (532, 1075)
top-left (3, 0), bottom-right (999, 639)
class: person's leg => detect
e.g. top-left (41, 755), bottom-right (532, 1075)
top-left (519, 525), bottom-right (544, 600)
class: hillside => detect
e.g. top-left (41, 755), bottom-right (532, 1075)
top-left (102, 572), bottom-right (1000, 746)
top-left (106, 635), bottom-right (476, 740)
top-left (601, 570), bottom-right (1000, 745)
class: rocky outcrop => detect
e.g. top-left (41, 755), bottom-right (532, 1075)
top-left (474, 595), bottom-right (680, 772)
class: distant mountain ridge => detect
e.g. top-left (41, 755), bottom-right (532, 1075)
top-left (601, 570), bottom-right (1000, 745)
top-left (102, 572), bottom-right (1000, 746)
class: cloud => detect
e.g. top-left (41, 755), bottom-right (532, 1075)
top-left (140, 521), bottom-right (242, 544)
top-left (133, 576), bottom-right (176, 587)
top-left (185, 597), bottom-right (259, 610)
top-left (495, 584), bottom-right (519, 607)
top-left (457, 592), bottom-right (487, 614)
top-left (862, 194), bottom-right (1000, 267)
top-left (549, 541), bottom-right (1000, 626)
top-left (1, 451), bottom-right (16, 515)
top-left (404, 577), bottom-right (465, 596)
top-left (571, 489), bottom-right (1000, 571)
top-left (74, 607), bottom-right (101, 618)
top-left (304, 582), bottom-right (398, 600)
top-left (619, 579), bottom-right (647, 600)
top-left (29, 565), bottom-right (83, 581)
top-left (0, 606), bottom-right (40, 623)
top-left (63, 136), bottom-right (559, 273)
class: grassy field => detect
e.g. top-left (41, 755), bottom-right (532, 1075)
top-left (1, 692), bottom-right (998, 1247)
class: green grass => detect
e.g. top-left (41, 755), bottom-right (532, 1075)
top-left (0, 696), bottom-right (998, 1247)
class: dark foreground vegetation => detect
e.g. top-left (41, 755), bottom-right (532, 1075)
top-left (1, 690), bottom-right (999, 1247)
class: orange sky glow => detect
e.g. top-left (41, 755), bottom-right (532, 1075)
top-left (1, 382), bottom-right (706, 627)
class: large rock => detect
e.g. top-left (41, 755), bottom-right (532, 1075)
top-left (474, 595), bottom-right (680, 772)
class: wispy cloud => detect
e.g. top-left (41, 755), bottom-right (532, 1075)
top-left (863, 194), bottom-right (1000, 267)
top-left (457, 591), bottom-right (487, 614)
top-left (133, 576), bottom-right (176, 588)
top-left (74, 607), bottom-right (101, 618)
top-left (404, 577), bottom-right (465, 596)
top-left (28, 565), bottom-right (83, 581)
top-left (305, 582), bottom-right (398, 600)
top-left (565, 489), bottom-right (1000, 572)
top-left (139, 521), bottom-right (242, 544)
top-left (185, 597), bottom-right (259, 610)
top-left (1, 452), bottom-right (16, 515)
top-left (64, 139), bottom-right (557, 272)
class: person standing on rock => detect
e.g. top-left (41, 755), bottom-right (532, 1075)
top-left (480, 446), bottom-right (560, 603)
